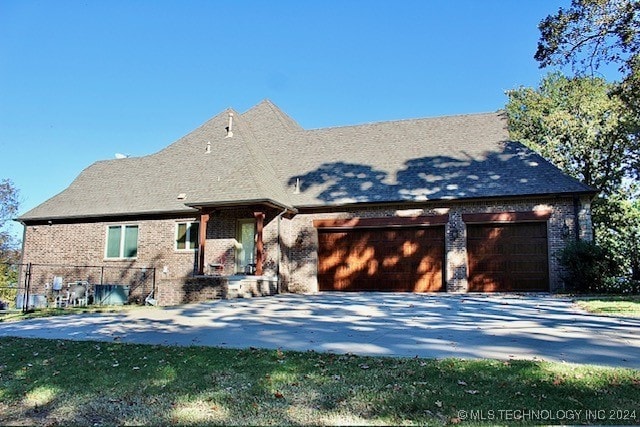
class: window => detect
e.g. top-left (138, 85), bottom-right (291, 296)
top-left (176, 222), bottom-right (199, 250)
top-left (106, 225), bottom-right (139, 259)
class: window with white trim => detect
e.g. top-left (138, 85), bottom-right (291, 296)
top-left (176, 222), bottom-right (199, 250)
top-left (106, 225), bottom-right (139, 259)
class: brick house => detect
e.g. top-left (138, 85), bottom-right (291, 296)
top-left (18, 100), bottom-right (595, 305)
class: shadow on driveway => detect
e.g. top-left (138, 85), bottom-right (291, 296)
top-left (1, 293), bottom-right (638, 369)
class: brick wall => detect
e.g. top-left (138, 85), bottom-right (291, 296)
top-left (20, 195), bottom-right (592, 304)
top-left (282, 196), bottom-right (590, 293)
top-left (20, 209), bottom-right (284, 306)
top-left (21, 215), bottom-right (201, 304)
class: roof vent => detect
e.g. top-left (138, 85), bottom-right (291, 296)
top-left (294, 178), bottom-right (301, 194)
top-left (177, 193), bottom-right (186, 200)
top-left (225, 112), bottom-right (234, 138)
top-left (205, 141), bottom-right (211, 154)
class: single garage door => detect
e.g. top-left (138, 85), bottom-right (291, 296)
top-left (317, 226), bottom-right (444, 292)
top-left (467, 222), bottom-right (549, 292)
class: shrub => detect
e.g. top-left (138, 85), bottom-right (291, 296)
top-left (596, 277), bottom-right (640, 294)
top-left (558, 240), bottom-right (619, 293)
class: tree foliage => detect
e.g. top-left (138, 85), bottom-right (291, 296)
top-left (506, 73), bottom-right (640, 287)
top-left (558, 240), bottom-right (619, 292)
top-left (535, 0), bottom-right (640, 75)
top-left (596, 193), bottom-right (640, 280)
top-left (505, 72), bottom-right (638, 197)
top-left (0, 179), bottom-right (20, 297)
top-left (536, 0), bottom-right (640, 136)
top-left (0, 179), bottom-right (20, 259)
top-left (530, 0), bottom-right (640, 288)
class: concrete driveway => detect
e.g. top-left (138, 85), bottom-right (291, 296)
top-left (1, 293), bottom-right (639, 369)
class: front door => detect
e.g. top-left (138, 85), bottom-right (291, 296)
top-left (236, 219), bottom-right (256, 274)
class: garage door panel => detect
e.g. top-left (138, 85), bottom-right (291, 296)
top-left (318, 226), bottom-right (444, 292)
top-left (471, 258), bottom-right (508, 272)
top-left (508, 258), bottom-right (546, 271)
top-left (468, 223), bottom-right (549, 292)
top-left (514, 279), bottom-right (544, 290)
top-left (469, 275), bottom-right (505, 292)
top-left (513, 225), bottom-right (546, 238)
top-left (417, 256), bottom-right (440, 272)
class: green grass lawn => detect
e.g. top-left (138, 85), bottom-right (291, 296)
top-left (575, 296), bottom-right (640, 317)
top-left (0, 337), bottom-right (638, 426)
top-left (0, 305), bottom-right (151, 322)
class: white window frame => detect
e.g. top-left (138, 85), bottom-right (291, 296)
top-left (105, 224), bottom-right (139, 260)
top-left (175, 221), bottom-right (199, 251)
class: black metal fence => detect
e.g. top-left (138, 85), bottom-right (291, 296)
top-left (0, 262), bottom-right (156, 313)
top-left (0, 262), bottom-right (24, 311)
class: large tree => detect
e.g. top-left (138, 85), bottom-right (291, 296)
top-left (597, 192), bottom-right (640, 280)
top-left (535, 0), bottom-right (639, 76)
top-left (536, 0), bottom-right (640, 134)
top-left (506, 73), bottom-right (640, 283)
top-left (531, 0), bottom-right (640, 284)
top-left (506, 72), bottom-right (637, 198)
top-left (0, 179), bottom-right (20, 259)
top-left (0, 179), bottom-right (20, 296)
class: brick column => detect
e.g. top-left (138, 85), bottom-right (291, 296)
top-left (446, 208), bottom-right (468, 292)
top-left (254, 211), bottom-right (265, 276)
top-left (197, 210), bottom-right (210, 275)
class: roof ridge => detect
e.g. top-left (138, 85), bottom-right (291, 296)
top-left (305, 110), bottom-right (502, 133)
top-left (232, 112), bottom-right (293, 206)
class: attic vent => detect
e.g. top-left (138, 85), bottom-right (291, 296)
top-left (177, 193), bottom-right (187, 200)
top-left (225, 112), bottom-right (234, 138)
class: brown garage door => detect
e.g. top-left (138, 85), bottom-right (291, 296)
top-left (467, 222), bottom-right (549, 292)
top-left (318, 226), bottom-right (444, 292)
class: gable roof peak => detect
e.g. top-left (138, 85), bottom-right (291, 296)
top-left (222, 106), bottom-right (240, 116)
top-left (241, 99), bottom-right (303, 131)
top-left (256, 98), bottom-right (276, 107)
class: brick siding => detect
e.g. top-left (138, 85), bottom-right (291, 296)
top-left (20, 196), bottom-right (592, 304)
top-left (282, 196), bottom-right (591, 293)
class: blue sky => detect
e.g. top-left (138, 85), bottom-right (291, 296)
top-left (1, 0), bottom-right (572, 237)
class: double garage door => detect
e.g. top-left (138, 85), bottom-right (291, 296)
top-left (317, 221), bottom-right (549, 292)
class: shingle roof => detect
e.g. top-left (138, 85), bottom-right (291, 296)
top-left (19, 100), bottom-right (594, 221)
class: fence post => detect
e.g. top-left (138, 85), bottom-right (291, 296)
top-left (152, 267), bottom-right (156, 300)
top-left (22, 262), bottom-right (32, 313)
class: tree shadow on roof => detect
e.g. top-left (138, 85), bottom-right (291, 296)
top-left (288, 142), bottom-right (567, 204)
top-left (292, 161), bottom-right (395, 203)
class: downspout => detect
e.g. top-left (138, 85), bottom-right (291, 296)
top-left (276, 206), bottom-right (288, 294)
top-left (15, 220), bottom-right (27, 296)
top-left (17, 220), bottom-right (27, 266)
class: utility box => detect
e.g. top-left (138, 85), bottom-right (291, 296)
top-left (16, 294), bottom-right (48, 310)
top-left (94, 284), bottom-right (130, 305)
